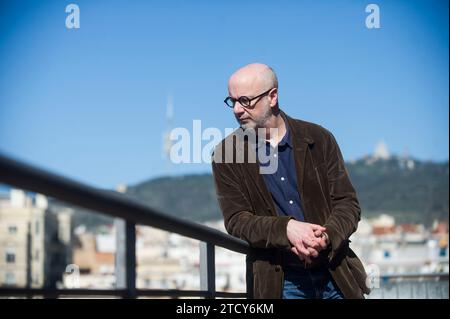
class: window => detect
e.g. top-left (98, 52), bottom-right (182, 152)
top-left (5, 273), bottom-right (16, 286)
top-left (6, 248), bottom-right (16, 263)
top-left (8, 225), bottom-right (18, 234)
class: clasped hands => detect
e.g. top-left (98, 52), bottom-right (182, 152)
top-left (286, 219), bottom-right (329, 264)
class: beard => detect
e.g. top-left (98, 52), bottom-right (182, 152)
top-left (237, 103), bottom-right (273, 131)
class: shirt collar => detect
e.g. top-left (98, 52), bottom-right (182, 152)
top-left (251, 119), bottom-right (293, 151)
top-left (277, 122), bottom-right (292, 148)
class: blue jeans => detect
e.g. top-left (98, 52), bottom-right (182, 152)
top-left (282, 266), bottom-right (344, 299)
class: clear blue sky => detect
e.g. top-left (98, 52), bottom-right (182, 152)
top-left (0, 0), bottom-right (448, 188)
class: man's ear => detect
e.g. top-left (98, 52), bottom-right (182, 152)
top-left (269, 88), bottom-right (278, 107)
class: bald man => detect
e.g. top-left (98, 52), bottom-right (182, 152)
top-left (212, 63), bottom-right (370, 299)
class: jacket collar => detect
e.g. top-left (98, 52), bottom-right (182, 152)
top-left (280, 110), bottom-right (314, 146)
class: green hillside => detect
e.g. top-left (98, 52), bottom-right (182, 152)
top-left (54, 157), bottom-right (448, 229)
top-left (124, 157), bottom-right (448, 226)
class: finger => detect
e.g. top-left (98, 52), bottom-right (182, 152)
top-left (304, 255), bottom-right (312, 264)
top-left (308, 247), bottom-right (319, 258)
top-left (313, 237), bottom-right (325, 250)
top-left (296, 241), bottom-right (310, 256)
top-left (310, 236), bottom-right (323, 249)
top-left (311, 224), bottom-right (326, 232)
top-left (302, 236), bottom-right (319, 248)
top-left (319, 237), bottom-right (328, 250)
top-left (313, 229), bottom-right (323, 237)
top-left (314, 242), bottom-right (323, 253)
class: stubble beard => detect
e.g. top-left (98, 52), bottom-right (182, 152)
top-left (238, 103), bottom-right (273, 132)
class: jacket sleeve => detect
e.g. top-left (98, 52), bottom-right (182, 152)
top-left (322, 130), bottom-right (361, 263)
top-left (211, 159), bottom-right (293, 250)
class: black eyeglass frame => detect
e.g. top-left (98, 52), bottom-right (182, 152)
top-left (224, 88), bottom-right (275, 108)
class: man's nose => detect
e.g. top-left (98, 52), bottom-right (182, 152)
top-left (233, 101), bottom-right (245, 115)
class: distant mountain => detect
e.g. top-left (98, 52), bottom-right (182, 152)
top-left (124, 156), bottom-right (448, 226)
top-left (126, 174), bottom-right (220, 222)
top-left (346, 156), bottom-right (448, 225)
top-left (50, 156), bottom-right (448, 229)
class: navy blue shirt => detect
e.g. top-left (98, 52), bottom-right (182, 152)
top-left (256, 124), bottom-right (305, 222)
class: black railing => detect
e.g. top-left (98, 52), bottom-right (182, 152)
top-left (367, 273), bottom-right (449, 299)
top-left (0, 153), bottom-right (251, 298)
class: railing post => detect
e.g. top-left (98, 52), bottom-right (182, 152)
top-left (200, 242), bottom-right (215, 299)
top-left (115, 219), bottom-right (136, 298)
top-left (115, 219), bottom-right (125, 290)
top-left (125, 221), bottom-right (137, 298)
top-left (246, 261), bottom-right (252, 299)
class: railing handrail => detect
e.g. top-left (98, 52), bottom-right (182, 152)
top-left (0, 153), bottom-right (251, 254)
top-left (380, 273), bottom-right (449, 280)
top-left (0, 287), bottom-right (247, 298)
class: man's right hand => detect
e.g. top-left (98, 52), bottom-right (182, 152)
top-left (286, 220), bottom-right (326, 263)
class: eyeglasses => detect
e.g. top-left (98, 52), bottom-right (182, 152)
top-left (224, 88), bottom-right (274, 108)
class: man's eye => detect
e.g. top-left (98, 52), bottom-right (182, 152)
top-left (239, 97), bottom-right (250, 105)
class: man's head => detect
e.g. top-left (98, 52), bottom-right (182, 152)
top-left (227, 63), bottom-right (279, 130)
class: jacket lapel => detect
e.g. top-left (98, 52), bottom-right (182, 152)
top-left (245, 141), bottom-right (277, 212)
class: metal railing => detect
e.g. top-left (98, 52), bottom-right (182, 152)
top-left (0, 153), bottom-right (251, 298)
top-left (366, 273), bottom-right (449, 299)
top-left (1, 153), bottom-right (448, 299)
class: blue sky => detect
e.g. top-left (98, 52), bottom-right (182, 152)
top-left (0, 0), bottom-right (448, 188)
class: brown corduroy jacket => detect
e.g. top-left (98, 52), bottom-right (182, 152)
top-left (212, 111), bottom-right (370, 299)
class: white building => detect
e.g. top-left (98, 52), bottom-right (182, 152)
top-left (0, 189), bottom-right (72, 288)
